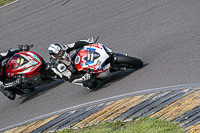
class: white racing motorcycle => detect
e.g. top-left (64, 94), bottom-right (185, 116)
top-left (71, 38), bottom-right (143, 84)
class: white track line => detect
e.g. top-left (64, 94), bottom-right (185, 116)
top-left (1, 83), bottom-right (200, 132)
top-left (0, 0), bottom-right (19, 9)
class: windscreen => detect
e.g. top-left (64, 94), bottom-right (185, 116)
top-left (8, 55), bottom-right (28, 70)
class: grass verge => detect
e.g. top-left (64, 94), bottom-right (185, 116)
top-left (0, 0), bottom-right (15, 7)
top-left (56, 117), bottom-right (185, 133)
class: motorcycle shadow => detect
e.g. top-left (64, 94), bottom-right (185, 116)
top-left (19, 79), bottom-right (65, 104)
top-left (91, 63), bottom-right (147, 91)
top-left (91, 70), bottom-right (136, 91)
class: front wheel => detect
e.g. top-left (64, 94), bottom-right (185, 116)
top-left (112, 53), bottom-right (143, 69)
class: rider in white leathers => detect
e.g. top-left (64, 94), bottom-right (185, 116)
top-left (48, 38), bottom-right (99, 89)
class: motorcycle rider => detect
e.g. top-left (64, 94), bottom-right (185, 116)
top-left (48, 38), bottom-right (99, 89)
top-left (0, 45), bottom-right (31, 100)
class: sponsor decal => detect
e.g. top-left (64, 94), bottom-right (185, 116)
top-left (97, 60), bottom-right (102, 66)
top-left (81, 60), bottom-right (95, 66)
top-left (20, 58), bottom-right (24, 65)
top-left (16, 58), bottom-right (20, 64)
top-left (84, 47), bottom-right (96, 52)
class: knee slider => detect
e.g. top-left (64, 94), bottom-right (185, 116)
top-left (57, 63), bottom-right (67, 73)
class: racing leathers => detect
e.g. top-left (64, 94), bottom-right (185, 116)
top-left (50, 40), bottom-right (99, 89)
top-left (0, 45), bottom-right (29, 100)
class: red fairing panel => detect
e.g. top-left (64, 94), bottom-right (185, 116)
top-left (6, 51), bottom-right (43, 78)
top-left (75, 43), bottom-right (109, 73)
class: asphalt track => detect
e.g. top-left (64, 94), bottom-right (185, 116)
top-left (0, 0), bottom-right (200, 130)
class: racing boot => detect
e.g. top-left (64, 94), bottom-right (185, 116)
top-left (82, 80), bottom-right (102, 90)
top-left (87, 37), bottom-right (95, 43)
top-left (82, 81), bottom-right (97, 89)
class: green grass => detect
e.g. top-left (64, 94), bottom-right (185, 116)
top-left (0, 0), bottom-right (15, 7)
top-left (56, 117), bottom-right (185, 133)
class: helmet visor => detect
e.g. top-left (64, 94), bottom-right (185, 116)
top-left (54, 49), bottom-right (64, 59)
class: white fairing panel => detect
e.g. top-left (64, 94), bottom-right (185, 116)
top-left (82, 44), bottom-right (109, 71)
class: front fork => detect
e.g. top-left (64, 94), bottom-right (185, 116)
top-left (109, 52), bottom-right (127, 71)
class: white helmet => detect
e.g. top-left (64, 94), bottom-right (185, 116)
top-left (48, 43), bottom-right (66, 59)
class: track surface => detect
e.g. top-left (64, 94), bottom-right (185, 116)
top-left (0, 0), bottom-right (200, 129)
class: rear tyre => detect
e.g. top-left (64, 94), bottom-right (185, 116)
top-left (114, 54), bottom-right (143, 69)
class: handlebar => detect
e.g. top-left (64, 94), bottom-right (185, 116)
top-left (19, 44), bottom-right (34, 51)
top-left (94, 37), bottom-right (99, 43)
top-left (29, 44), bottom-right (33, 49)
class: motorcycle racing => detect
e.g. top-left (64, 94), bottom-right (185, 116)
top-left (48, 37), bottom-right (143, 89)
top-left (0, 44), bottom-right (55, 100)
top-left (0, 38), bottom-right (143, 100)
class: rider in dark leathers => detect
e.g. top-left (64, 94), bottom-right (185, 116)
top-left (0, 45), bottom-right (30, 100)
top-left (48, 38), bottom-right (99, 89)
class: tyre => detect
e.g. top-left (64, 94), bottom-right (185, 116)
top-left (114, 53), bottom-right (143, 69)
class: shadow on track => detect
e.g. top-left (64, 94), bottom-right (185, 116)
top-left (19, 64), bottom-right (147, 103)
top-left (91, 64), bottom-right (148, 91)
top-left (19, 79), bottom-right (64, 104)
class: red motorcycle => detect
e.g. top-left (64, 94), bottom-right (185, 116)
top-left (5, 44), bottom-right (55, 95)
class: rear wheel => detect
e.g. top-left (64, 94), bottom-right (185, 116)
top-left (113, 53), bottom-right (143, 69)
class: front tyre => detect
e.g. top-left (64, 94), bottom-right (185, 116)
top-left (113, 53), bottom-right (143, 69)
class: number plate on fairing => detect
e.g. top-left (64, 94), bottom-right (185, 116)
top-left (75, 43), bottom-right (109, 72)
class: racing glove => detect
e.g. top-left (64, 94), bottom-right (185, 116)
top-left (18, 44), bottom-right (33, 51)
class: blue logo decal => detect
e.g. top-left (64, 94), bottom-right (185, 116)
top-left (81, 61), bottom-right (94, 66)
top-left (86, 47), bottom-right (96, 52)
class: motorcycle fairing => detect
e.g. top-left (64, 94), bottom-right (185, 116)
top-left (75, 43), bottom-right (109, 73)
top-left (6, 51), bottom-right (43, 78)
